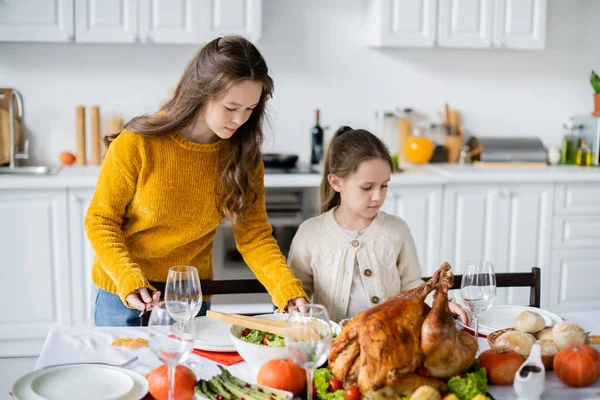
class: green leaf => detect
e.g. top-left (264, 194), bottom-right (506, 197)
top-left (591, 70), bottom-right (600, 94)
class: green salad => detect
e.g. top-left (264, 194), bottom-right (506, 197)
top-left (239, 328), bottom-right (285, 347)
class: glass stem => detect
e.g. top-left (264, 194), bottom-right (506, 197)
top-left (306, 368), bottom-right (315, 400)
top-left (168, 363), bottom-right (176, 400)
top-left (473, 314), bottom-right (479, 338)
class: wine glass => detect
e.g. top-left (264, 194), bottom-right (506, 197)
top-left (285, 304), bottom-right (332, 400)
top-left (148, 302), bottom-right (194, 400)
top-left (165, 265), bottom-right (202, 370)
top-left (460, 260), bottom-right (497, 338)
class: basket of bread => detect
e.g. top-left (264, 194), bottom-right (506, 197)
top-left (487, 310), bottom-right (600, 370)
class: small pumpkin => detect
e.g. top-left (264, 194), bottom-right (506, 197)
top-left (553, 344), bottom-right (600, 387)
top-left (257, 358), bottom-right (307, 395)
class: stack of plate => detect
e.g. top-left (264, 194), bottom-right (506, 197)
top-left (170, 316), bottom-right (237, 352)
top-left (459, 305), bottom-right (563, 336)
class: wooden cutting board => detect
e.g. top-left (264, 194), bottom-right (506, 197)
top-left (0, 89), bottom-right (23, 165)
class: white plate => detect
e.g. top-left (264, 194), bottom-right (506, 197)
top-left (458, 305), bottom-right (563, 336)
top-left (12, 364), bottom-right (148, 400)
top-left (171, 316), bottom-right (237, 352)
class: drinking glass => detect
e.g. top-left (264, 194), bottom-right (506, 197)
top-left (460, 260), bottom-right (497, 338)
top-left (165, 265), bottom-right (202, 370)
top-left (148, 302), bottom-right (194, 400)
top-left (285, 304), bottom-right (332, 400)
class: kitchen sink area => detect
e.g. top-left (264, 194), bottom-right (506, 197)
top-left (0, 165), bottom-right (59, 175)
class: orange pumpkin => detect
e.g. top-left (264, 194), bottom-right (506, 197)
top-left (478, 349), bottom-right (525, 385)
top-left (257, 358), bottom-right (307, 395)
top-left (147, 364), bottom-right (196, 400)
top-left (553, 344), bottom-right (600, 387)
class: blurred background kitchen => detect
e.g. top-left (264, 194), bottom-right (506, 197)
top-left (1, 0), bottom-right (600, 392)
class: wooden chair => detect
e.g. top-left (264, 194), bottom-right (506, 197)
top-left (141, 279), bottom-right (270, 326)
top-left (423, 267), bottom-right (541, 308)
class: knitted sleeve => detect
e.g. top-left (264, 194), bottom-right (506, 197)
top-left (396, 219), bottom-right (425, 292)
top-left (84, 131), bottom-right (152, 307)
top-left (287, 222), bottom-right (314, 298)
top-left (232, 162), bottom-right (308, 310)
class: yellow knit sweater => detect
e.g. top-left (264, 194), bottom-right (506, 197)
top-left (85, 130), bottom-right (307, 310)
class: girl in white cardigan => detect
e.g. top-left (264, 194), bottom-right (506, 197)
top-left (288, 126), bottom-right (470, 324)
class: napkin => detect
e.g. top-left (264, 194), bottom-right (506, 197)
top-left (167, 334), bottom-right (244, 366)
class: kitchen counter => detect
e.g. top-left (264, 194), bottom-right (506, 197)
top-left (0, 164), bottom-right (599, 189)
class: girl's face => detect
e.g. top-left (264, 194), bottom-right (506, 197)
top-left (329, 158), bottom-right (391, 219)
top-left (204, 80), bottom-right (263, 139)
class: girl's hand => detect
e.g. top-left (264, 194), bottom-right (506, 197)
top-left (449, 302), bottom-right (471, 326)
top-left (274, 297), bottom-right (309, 314)
top-left (126, 287), bottom-right (161, 311)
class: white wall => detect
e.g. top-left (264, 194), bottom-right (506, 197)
top-left (1, 0), bottom-right (599, 166)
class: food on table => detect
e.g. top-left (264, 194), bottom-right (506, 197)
top-left (314, 367), bottom-right (345, 400)
top-left (553, 344), bottom-right (600, 387)
top-left (514, 311), bottom-right (545, 333)
top-left (329, 262), bottom-right (478, 396)
top-left (538, 338), bottom-right (559, 357)
top-left (239, 327), bottom-right (285, 347)
top-left (445, 366), bottom-right (488, 400)
top-left (552, 321), bottom-right (588, 349)
top-left (535, 327), bottom-right (554, 341)
top-left (441, 394), bottom-right (460, 400)
top-left (197, 366), bottom-right (289, 400)
top-left (257, 358), bottom-right (306, 395)
top-left (495, 331), bottom-right (535, 357)
top-left (148, 363), bottom-right (196, 400)
top-left (409, 385), bottom-right (442, 400)
top-left (110, 337), bottom-right (149, 348)
top-left (477, 349), bottom-right (524, 385)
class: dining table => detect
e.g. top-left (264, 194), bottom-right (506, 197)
top-left (17, 310), bottom-right (600, 400)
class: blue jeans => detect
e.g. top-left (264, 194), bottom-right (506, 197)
top-left (93, 286), bottom-right (210, 327)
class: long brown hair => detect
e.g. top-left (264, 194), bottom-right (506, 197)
top-left (320, 126), bottom-right (393, 213)
top-left (106, 36), bottom-right (274, 226)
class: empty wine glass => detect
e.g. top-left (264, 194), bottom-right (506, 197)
top-left (460, 260), bottom-right (497, 338)
top-left (285, 304), bottom-right (332, 400)
top-left (148, 301), bottom-right (194, 400)
top-left (165, 265), bottom-right (202, 370)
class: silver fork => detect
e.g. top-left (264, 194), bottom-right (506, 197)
top-left (42, 355), bottom-right (138, 369)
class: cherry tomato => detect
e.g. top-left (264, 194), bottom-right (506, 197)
top-left (241, 328), bottom-right (251, 337)
top-left (345, 386), bottom-right (360, 400)
top-left (263, 336), bottom-right (270, 345)
top-left (329, 378), bottom-right (343, 392)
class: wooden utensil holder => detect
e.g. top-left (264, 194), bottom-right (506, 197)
top-left (445, 134), bottom-right (464, 163)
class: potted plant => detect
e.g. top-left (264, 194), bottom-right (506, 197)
top-left (592, 70), bottom-right (600, 116)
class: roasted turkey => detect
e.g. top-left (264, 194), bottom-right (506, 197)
top-left (328, 262), bottom-right (478, 396)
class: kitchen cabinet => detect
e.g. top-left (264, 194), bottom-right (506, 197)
top-left (0, 189), bottom-right (71, 357)
top-left (67, 189), bottom-right (97, 327)
top-left (0, 0), bottom-right (262, 44)
top-left (382, 185), bottom-right (443, 275)
top-left (366, 0), bottom-right (438, 48)
top-left (441, 183), bottom-right (553, 307)
top-left (0, 0), bottom-right (74, 42)
top-left (437, 0), bottom-right (547, 49)
top-left (75, 0), bottom-right (138, 43)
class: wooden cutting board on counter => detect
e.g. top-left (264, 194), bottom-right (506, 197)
top-left (0, 89), bottom-right (23, 165)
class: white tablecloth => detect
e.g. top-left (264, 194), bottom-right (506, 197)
top-left (33, 312), bottom-right (600, 400)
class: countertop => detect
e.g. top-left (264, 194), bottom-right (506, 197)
top-left (0, 164), bottom-right (599, 189)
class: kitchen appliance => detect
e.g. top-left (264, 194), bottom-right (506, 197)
top-left (262, 153), bottom-right (298, 169)
top-left (471, 137), bottom-right (548, 163)
top-left (211, 187), bottom-right (319, 314)
top-left (571, 115), bottom-right (600, 166)
top-left (0, 88), bottom-right (24, 166)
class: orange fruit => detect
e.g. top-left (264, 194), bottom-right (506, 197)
top-left (147, 364), bottom-right (196, 400)
top-left (59, 151), bottom-right (76, 165)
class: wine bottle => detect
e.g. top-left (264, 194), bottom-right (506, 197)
top-left (310, 109), bottom-right (324, 165)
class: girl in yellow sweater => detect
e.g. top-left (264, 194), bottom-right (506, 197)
top-left (86, 36), bottom-right (308, 326)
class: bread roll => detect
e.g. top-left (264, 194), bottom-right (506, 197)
top-left (552, 321), bottom-right (587, 349)
top-left (496, 331), bottom-right (536, 356)
top-left (514, 311), bottom-right (546, 333)
top-left (536, 327), bottom-right (554, 341)
top-left (538, 339), bottom-right (559, 356)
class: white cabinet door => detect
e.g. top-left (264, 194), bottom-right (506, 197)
top-left (0, 189), bottom-right (70, 357)
top-left (441, 183), bottom-right (552, 307)
top-left (75, 0), bottom-right (137, 43)
top-left (68, 189), bottom-right (96, 326)
top-left (493, 0), bottom-right (547, 49)
top-left (0, 0), bottom-right (74, 42)
top-left (203, 0), bottom-right (262, 42)
top-left (366, 0), bottom-right (437, 48)
top-left (139, 0), bottom-right (201, 44)
top-left (548, 249), bottom-right (600, 313)
top-left (437, 0), bottom-right (493, 48)
top-left (382, 185), bottom-right (443, 276)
